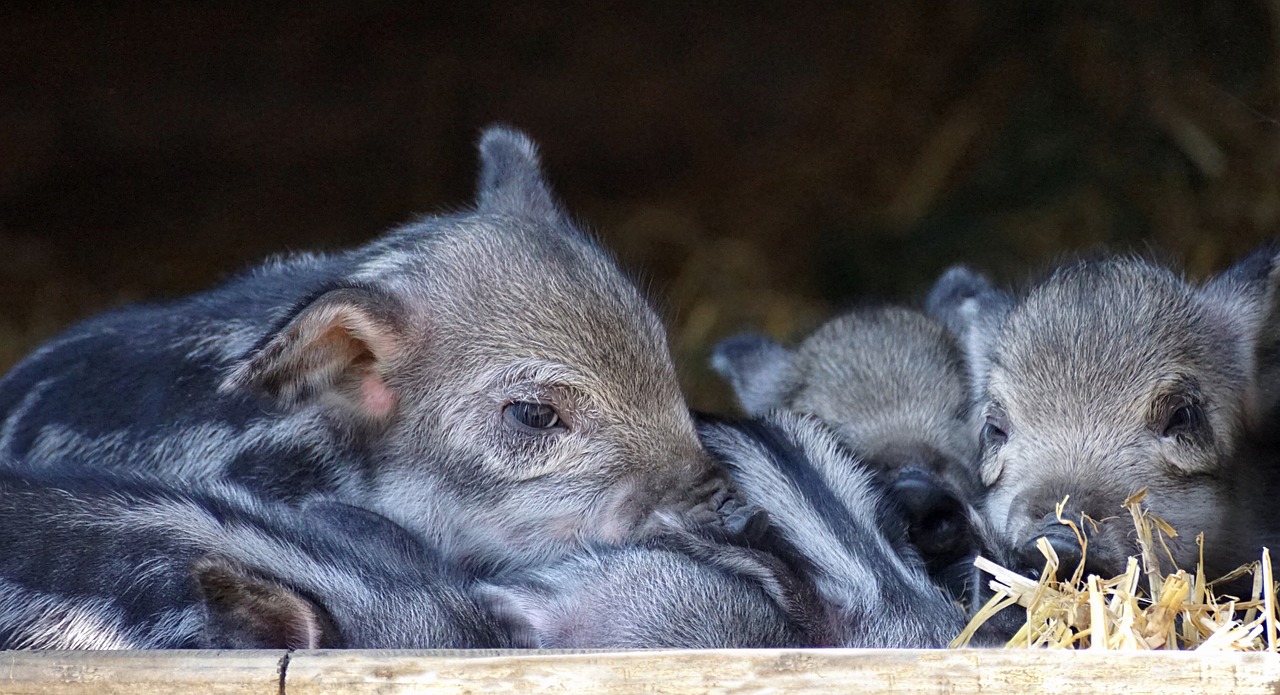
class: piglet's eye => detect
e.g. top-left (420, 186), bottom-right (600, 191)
top-left (981, 410), bottom-right (1009, 450)
top-left (981, 422), bottom-right (1007, 447)
top-left (1162, 402), bottom-right (1204, 438)
top-left (503, 402), bottom-right (567, 433)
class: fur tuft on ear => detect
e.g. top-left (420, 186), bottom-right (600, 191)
top-left (475, 125), bottom-right (561, 221)
top-left (709, 334), bottom-right (796, 415)
top-left (220, 285), bottom-right (406, 422)
top-left (192, 555), bottom-right (339, 650)
top-left (925, 265), bottom-right (1013, 399)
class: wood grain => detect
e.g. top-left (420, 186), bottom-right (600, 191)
top-left (0, 650), bottom-right (284, 694)
top-left (283, 649), bottom-right (1280, 694)
top-left (1, 649), bottom-right (1278, 694)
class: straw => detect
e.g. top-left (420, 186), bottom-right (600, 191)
top-left (954, 488), bottom-right (1279, 651)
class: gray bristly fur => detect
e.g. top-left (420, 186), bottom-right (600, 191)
top-left (0, 465), bottom-right (508, 650)
top-left (474, 410), bottom-right (986, 650)
top-left (0, 126), bottom-right (735, 575)
top-left (474, 490), bottom-right (824, 649)
top-left (710, 307), bottom-right (989, 608)
top-left (712, 308), bottom-right (980, 501)
top-left (929, 247), bottom-right (1280, 586)
top-left (475, 533), bottom-right (815, 649)
top-left (698, 411), bottom-right (973, 648)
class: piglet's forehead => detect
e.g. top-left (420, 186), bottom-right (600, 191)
top-left (995, 268), bottom-right (1227, 390)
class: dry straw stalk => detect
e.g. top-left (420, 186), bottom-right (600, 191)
top-left (953, 489), bottom-right (1279, 651)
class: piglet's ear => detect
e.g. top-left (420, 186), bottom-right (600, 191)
top-left (1201, 243), bottom-right (1279, 340)
top-left (709, 334), bottom-right (795, 416)
top-left (220, 285), bottom-right (406, 423)
top-left (474, 125), bottom-right (562, 221)
top-left (192, 555), bottom-right (339, 650)
top-left (925, 265), bottom-right (1013, 400)
top-left (1203, 244), bottom-right (1280, 419)
top-left (1203, 243), bottom-right (1279, 300)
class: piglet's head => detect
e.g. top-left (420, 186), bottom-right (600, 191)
top-left (710, 308), bottom-right (984, 594)
top-left (222, 126), bottom-right (733, 573)
top-left (930, 250), bottom-right (1280, 580)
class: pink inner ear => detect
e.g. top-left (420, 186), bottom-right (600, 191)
top-left (360, 373), bottom-right (397, 418)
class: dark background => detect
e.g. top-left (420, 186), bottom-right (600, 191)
top-left (3, 2), bottom-right (1278, 411)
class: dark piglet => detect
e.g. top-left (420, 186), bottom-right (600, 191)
top-left (0, 466), bottom-right (506, 649)
top-left (702, 411), bottom-right (982, 647)
top-left (711, 308), bottom-right (989, 606)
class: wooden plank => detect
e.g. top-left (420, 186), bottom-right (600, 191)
top-left (0, 649), bottom-right (1277, 694)
top-left (284, 648), bottom-right (1280, 695)
top-left (0, 650), bottom-right (285, 695)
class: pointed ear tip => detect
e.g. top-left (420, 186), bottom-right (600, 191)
top-left (478, 125), bottom-right (540, 163)
top-left (932, 265), bottom-right (992, 294)
top-left (926, 265), bottom-right (998, 313)
top-left (709, 333), bottom-right (781, 373)
top-left (218, 354), bottom-right (277, 399)
top-left (1211, 243), bottom-right (1280, 291)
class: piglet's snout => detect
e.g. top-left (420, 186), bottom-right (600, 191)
top-left (647, 461), bottom-right (766, 542)
top-left (1018, 518), bottom-right (1085, 578)
top-left (890, 467), bottom-right (968, 555)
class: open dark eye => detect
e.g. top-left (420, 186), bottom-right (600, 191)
top-left (1162, 402), bottom-right (1204, 438)
top-left (503, 401), bottom-right (567, 433)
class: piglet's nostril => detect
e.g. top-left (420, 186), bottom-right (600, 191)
top-left (1018, 524), bottom-right (1085, 578)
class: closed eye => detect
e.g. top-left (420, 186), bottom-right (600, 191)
top-left (981, 404), bottom-right (1010, 451)
top-left (981, 421), bottom-right (1008, 448)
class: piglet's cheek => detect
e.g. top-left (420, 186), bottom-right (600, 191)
top-left (360, 374), bottom-right (397, 418)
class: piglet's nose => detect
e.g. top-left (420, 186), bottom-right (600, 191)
top-left (894, 467), bottom-right (954, 511)
top-left (892, 467), bottom-right (968, 558)
top-left (1019, 524), bottom-right (1084, 578)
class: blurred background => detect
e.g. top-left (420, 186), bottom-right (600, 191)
top-left (2, 1), bottom-right (1278, 411)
